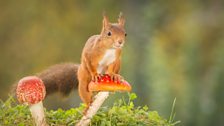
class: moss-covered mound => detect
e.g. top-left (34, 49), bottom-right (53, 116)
top-left (0, 93), bottom-right (180, 126)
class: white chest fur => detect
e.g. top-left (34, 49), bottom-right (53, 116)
top-left (97, 49), bottom-right (116, 73)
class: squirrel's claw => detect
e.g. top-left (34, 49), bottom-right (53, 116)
top-left (92, 74), bottom-right (102, 82)
top-left (109, 74), bottom-right (124, 82)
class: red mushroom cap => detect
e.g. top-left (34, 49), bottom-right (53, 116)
top-left (88, 74), bottom-right (132, 92)
top-left (16, 76), bottom-right (46, 105)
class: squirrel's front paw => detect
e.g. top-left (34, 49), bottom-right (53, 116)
top-left (92, 74), bottom-right (102, 82)
top-left (109, 74), bottom-right (124, 82)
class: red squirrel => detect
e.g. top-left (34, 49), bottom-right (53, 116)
top-left (17, 13), bottom-right (127, 108)
top-left (78, 13), bottom-right (126, 106)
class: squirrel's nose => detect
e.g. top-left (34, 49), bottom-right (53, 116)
top-left (118, 41), bottom-right (123, 45)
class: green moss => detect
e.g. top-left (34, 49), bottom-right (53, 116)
top-left (0, 93), bottom-right (180, 126)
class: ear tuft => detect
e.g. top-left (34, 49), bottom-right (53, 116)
top-left (102, 12), bottom-right (109, 29)
top-left (118, 12), bottom-right (125, 27)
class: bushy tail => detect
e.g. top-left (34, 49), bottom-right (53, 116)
top-left (37, 63), bottom-right (79, 97)
top-left (12, 63), bottom-right (79, 97)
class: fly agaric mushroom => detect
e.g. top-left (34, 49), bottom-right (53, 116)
top-left (16, 76), bottom-right (47, 126)
top-left (76, 74), bottom-right (131, 126)
top-left (88, 74), bottom-right (131, 92)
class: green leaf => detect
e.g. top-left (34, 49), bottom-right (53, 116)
top-left (129, 93), bottom-right (137, 101)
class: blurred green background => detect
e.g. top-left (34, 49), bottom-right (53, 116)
top-left (0, 0), bottom-right (224, 126)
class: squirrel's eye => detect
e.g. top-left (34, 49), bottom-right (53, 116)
top-left (125, 33), bottom-right (127, 37)
top-left (107, 31), bottom-right (112, 36)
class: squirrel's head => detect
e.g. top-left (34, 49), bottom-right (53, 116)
top-left (100, 12), bottom-right (127, 49)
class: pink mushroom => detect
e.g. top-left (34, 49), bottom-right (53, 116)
top-left (16, 76), bottom-right (47, 126)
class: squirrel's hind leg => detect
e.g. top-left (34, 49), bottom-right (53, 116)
top-left (78, 79), bottom-right (93, 109)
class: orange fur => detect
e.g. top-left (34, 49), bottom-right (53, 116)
top-left (78, 13), bottom-right (126, 106)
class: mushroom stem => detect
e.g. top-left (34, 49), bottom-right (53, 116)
top-left (76, 91), bottom-right (109, 126)
top-left (29, 101), bottom-right (47, 126)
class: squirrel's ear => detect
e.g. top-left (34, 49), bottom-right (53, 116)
top-left (102, 13), bottom-right (109, 29)
top-left (118, 12), bottom-right (125, 27)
